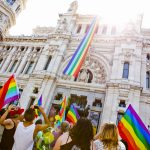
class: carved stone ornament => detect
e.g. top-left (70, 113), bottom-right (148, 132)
top-left (55, 18), bottom-right (69, 34)
top-left (61, 54), bottom-right (107, 84)
top-left (67, 1), bottom-right (78, 14)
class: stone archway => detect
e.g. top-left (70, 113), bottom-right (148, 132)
top-left (60, 53), bottom-right (107, 84)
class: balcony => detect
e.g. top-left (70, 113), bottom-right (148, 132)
top-left (52, 100), bottom-right (62, 105)
top-left (91, 106), bottom-right (102, 112)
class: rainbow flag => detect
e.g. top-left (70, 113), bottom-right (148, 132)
top-left (66, 104), bottom-right (80, 124)
top-left (118, 104), bottom-right (150, 150)
top-left (0, 75), bottom-right (20, 109)
top-left (35, 95), bottom-right (42, 117)
top-left (63, 17), bottom-right (98, 77)
top-left (59, 96), bottom-right (67, 123)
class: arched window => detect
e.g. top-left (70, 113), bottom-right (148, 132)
top-left (146, 71), bottom-right (150, 88)
top-left (122, 62), bottom-right (129, 79)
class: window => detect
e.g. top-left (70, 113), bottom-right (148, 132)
top-left (33, 87), bottom-right (38, 94)
top-left (15, 5), bottom-right (20, 13)
top-left (9, 60), bottom-right (18, 72)
top-left (19, 89), bottom-right (23, 96)
top-left (146, 71), bottom-right (150, 88)
top-left (0, 59), bottom-right (3, 68)
top-left (6, 46), bottom-right (10, 51)
top-left (147, 54), bottom-right (150, 61)
top-left (85, 24), bottom-right (90, 33)
top-left (122, 62), bottom-right (129, 79)
top-left (119, 100), bottom-right (126, 107)
top-left (6, 0), bottom-right (16, 5)
top-left (102, 25), bottom-right (107, 34)
top-left (25, 61), bottom-right (34, 74)
top-left (44, 56), bottom-right (52, 70)
top-left (54, 93), bottom-right (63, 101)
top-left (111, 26), bottom-right (116, 35)
top-left (117, 112), bottom-right (124, 125)
top-left (92, 99), bottom-right (102, 107)
top-left (77, 25), bottom-right (82, 33)
top-left (28, 97), bottom-right (35, 108)
top-left (21, 47), bottom-right (25, 51)
top-left (36, 47), bottom-right (40, 52)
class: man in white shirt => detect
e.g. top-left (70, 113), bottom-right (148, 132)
top-left (12, 106), bottom-right (50, 150)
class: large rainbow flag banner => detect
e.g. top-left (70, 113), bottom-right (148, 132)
top-left (118, 104), bottom-right (150, 150)
top-left (63, 17), bottom-right (98, 77)
top-left (66, 104), bottom-right (80, 124)
top-left (0, 75), bottom-right (20, 109)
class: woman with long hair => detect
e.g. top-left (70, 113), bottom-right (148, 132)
top-left (94, 123), bottom-right (125, 150)
top-left (53, 118), bottom-right (95, 150)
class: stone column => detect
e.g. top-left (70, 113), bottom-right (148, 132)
top-left (1, 46), bottom-right (17, 72)
top-left (101, 86), bottom-right (119, 124)
top-left (16, 47), bottom-right (32, 75)
top-left (48, 43), bottom-right (67, 76)
top-left (34, 54), bottom-right (48, 71)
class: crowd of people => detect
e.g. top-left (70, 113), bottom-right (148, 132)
top-left (0, 104), bottom-right (127, 150)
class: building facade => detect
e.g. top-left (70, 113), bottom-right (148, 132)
top-left (0, 1), bottom-right (150, 131)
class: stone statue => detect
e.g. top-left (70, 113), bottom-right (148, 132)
top-left (78, 69), bottom-right (88, 83)
top-left (67, 1), bottom-right (78, 14)
top-left (56, 18), bottom-right (68, 33)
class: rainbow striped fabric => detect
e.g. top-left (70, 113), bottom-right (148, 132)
top-left (59, 96), bottom-right (67, 123)
top-left (63, 17), bottom-right (98, 77)
top-left (35, 95), bottom-right (42, 117)
top-left (118, 104), bottom-right (150, 150)
top-left (0, 75), bottom-right (20, 109)
top-left (66, 104), bottom-right (80, 124)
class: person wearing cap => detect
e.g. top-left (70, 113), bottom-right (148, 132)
top-left (0, 105), bottom-right (23, 150)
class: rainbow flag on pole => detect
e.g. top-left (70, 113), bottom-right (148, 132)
top-left (66, 104), bottom-right (80, 124)
top-left (63, 17), bottom-right (98, 77)
top-left (59, 96), bottom-right (67, 123)
top-left (35, 95), bottom-right (42, 117)
top-left (0, 75), bottom-right (20, 110)
top-left (118, 104), bottom-right (150, 150)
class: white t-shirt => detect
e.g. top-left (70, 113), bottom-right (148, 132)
top-left (12, 122), bottom-right (35, 150)
top-left (94, 140), bottom-right (126, 150)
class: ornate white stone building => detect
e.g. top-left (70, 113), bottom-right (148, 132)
top-left (0, 1), bottom-right (150, 131)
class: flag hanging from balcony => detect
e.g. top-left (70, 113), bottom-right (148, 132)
top-left (63, 17), bottom-right (98, 77)
top-left (35, 95), bottom-right (42, 117)
top-left (118, 104), bottom-right (150, 150)
top-left (0, 75), bottom-right (20, 110)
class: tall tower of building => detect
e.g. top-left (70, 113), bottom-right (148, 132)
top-left (0, 0), bottom-right (27, 40)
